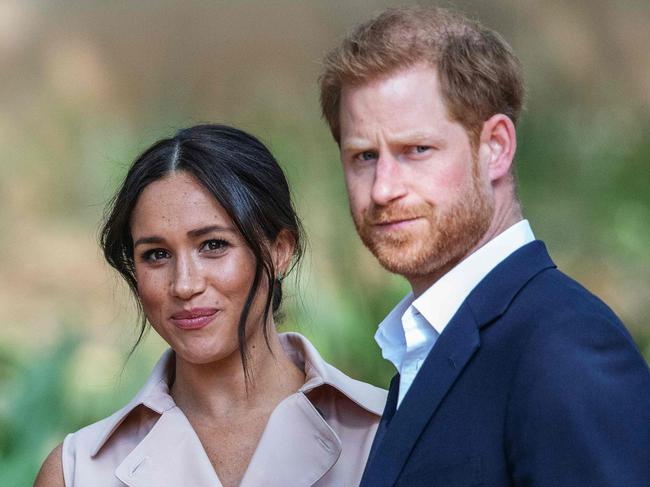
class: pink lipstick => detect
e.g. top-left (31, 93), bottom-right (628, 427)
top-left (170, 308), bottom-right (218, 330)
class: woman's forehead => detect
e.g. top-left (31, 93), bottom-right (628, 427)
top-left (130, 172), bottom-right (232, 237)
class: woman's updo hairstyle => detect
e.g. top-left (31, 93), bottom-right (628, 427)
top-left (100, 124), bottom-right (304, 380)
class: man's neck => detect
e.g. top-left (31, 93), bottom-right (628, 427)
top-left (408, 202), bottom-right (523, 297)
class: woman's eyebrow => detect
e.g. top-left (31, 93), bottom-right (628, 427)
top-left (187, 225), bottom-right (236, 238)
top-left (133, 225), bottom-right (236, 247)
top-left (133, 235), bottom-right (164, 247)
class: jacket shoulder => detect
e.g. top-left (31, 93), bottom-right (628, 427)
top-left (498, 265), bottom-right (650, 485)
top-left (515, 266), bottom-right (634, 339)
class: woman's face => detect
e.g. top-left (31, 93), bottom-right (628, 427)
top-left (130, 171), bottom-right (270, 365)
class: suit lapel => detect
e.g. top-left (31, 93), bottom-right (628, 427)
top-left (361, 305), bottom-right (480, 487)
top-left (365, 373), bottom-right (399, 467)
top-left (360, 241), bottom-right (557, 487)
top-left (466, 241), bottom-right (556, 326)
top-left (115, 406), bottom-right (222, 487)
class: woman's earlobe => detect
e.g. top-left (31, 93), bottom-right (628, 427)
top-left (272, 229), bottom-right (296, 278)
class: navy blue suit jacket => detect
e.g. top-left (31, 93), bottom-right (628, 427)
top-left (360, 241), bottom-right (650, 486)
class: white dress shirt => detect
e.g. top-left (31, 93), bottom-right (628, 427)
top-left (375, 220), bottom-right (536, 407)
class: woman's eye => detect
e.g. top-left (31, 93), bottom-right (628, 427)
top-left (201, 239), bottom-right (228, 252)
top-left (142, 249), bottom-right (170, 262)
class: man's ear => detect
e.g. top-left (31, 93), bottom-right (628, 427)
top-left (478, 114), bottom-right (517, 183)
top-left (271, 229), bottom-right (296, 278)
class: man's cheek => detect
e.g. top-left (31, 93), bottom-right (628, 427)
top-left (345, 179), bottom-right (364, 207)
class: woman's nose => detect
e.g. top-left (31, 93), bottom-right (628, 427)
top-left (171, 254), bottom-right (206, 300)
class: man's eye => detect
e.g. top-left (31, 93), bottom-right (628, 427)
top-left (411, 145), bottom-right (430, 154)
top-left (201, 239), bottom-right (228, 252)
top-left (142, 249), bottom-right (170, 262)
top-left (356, 151), bottom-right (377, 162)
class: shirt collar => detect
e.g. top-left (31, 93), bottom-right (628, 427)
top-left (374, 291), bottom-right (413, 369)
top-left (375, 220), bottom-right (535, 363)
top-left (414, 219), bottom-right (535, 333)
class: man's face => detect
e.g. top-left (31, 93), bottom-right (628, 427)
top-left (338, 63), bottom-right (494, 286)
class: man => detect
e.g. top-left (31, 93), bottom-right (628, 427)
top-left (319, 6), bottom-right (650, 486)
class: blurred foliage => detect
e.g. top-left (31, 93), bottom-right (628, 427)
top-left (0, 336), bottom-right (79, 485)
top-left (0, 0), bottom-right (648, 485)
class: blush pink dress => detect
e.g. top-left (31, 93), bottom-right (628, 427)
top-left (61, 333), bottom-right (387, 486)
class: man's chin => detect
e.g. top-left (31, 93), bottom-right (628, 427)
top-left (367, 243), bottom-right (430, 276)
top-left (365, 238), bottom-right (466, 281)
top-left (377, 258), bottom-right (422, 277)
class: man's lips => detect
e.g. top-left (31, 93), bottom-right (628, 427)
top-left (372, 216), bottom-right (422, 228)
top-left (170, 307), bottom-right (218, 330)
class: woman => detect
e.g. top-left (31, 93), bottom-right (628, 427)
top-left (35, 124), bottom-right (386, 487)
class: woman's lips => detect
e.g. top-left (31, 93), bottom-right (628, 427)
top-left (170, 308), bottom-right (218, 330)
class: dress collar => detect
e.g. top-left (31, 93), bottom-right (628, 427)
top-left (91, 332), bottom-right (384, 456)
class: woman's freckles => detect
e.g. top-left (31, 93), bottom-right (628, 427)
top-left (130, 171), bottom-right (261, 365)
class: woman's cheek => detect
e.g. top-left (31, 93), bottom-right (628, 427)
top-left (136, 268), bottom-right (166, 324)
top-left (209, 251), bottom-right (256, 297)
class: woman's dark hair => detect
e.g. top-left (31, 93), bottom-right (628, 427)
top-left (101, 124), bottom-right (304, 382)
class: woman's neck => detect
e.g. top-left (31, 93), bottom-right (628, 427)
top-left (170, 329), bottom-right (305, 420)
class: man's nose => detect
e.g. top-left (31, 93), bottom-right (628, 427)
top-left (171, 254), bottom-right (206, 300)
top-left (371, 154), bottom-right (407, 206)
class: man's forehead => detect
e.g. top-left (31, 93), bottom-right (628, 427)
top-left (340, 63), bottom-right (439, 97)
top-left (337, 64), bottom-right (462, 148)
top-left (340, 66), bottom-right (446, 116)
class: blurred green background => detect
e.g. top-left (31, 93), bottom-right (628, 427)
top-left (1, 0), bottom-right (648, 484)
